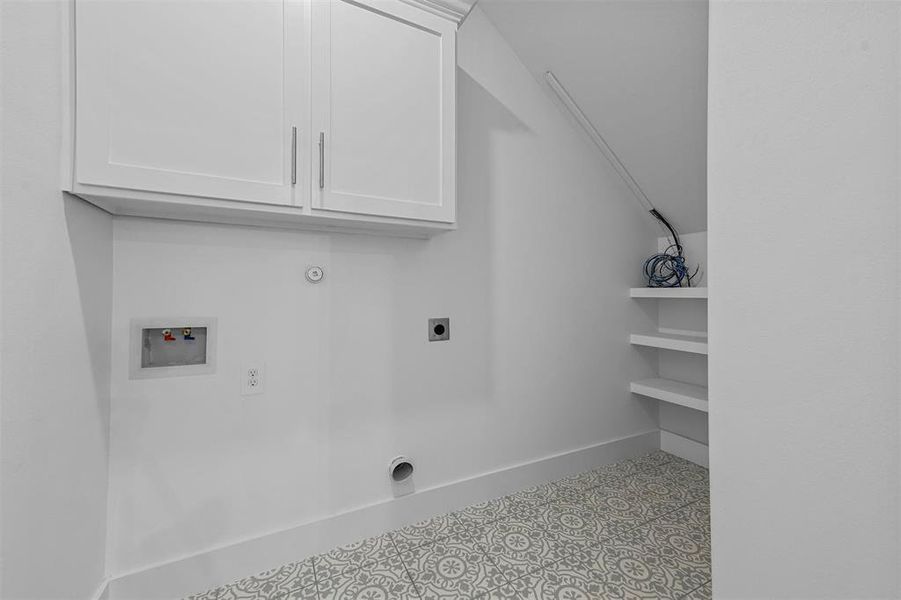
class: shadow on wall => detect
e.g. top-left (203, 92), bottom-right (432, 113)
top-left (386, 70), bottom-right (528, 406)
top-left (315, 69), bottom-right (530, 512)
top-left (63, 193), bottom-right (113, 433)
top-left (68, 193), bottom-right (232, 576)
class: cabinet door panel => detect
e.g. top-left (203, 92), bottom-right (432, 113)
top-left (76, 0), bottom-right (297, 205)
top-left (312, 0), bottom-right (455, 222)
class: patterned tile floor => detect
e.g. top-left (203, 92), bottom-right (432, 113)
top-left (187, 451), bottom-right (711, 600)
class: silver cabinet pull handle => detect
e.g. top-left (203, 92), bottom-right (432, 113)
top-left (291, 126), bottom-right (297, 186)
top-left (318, 132), bottom-right (325, 190)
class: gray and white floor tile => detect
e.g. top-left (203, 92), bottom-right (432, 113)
top-left (315, 533), bottom-right (397, 581)
top-left (217, 560), bottom-right (316, 600)
top-left (390, 512), bottom-right (471, 554)
top-left (401, 534), bottom-right (507, 599)
top-left (582, 510), bottom-right (711, 599)
top-left (182, 451), bottom-right (710, 600)
top-left (619, 450), bottom-right (679, 476)
top-left (533, 500), bottom-right (622, 550)
top-left (505, 482), bottom-right (560, 509)
top-left (479, 515), bottom-right (578, 581)
top-left (475, 584), bottom-right (524, 600)
top-left (682, 582), bottom-right (713, 600)
top-left (509, 554), bottom-right (608, 600)
top-left (316, 554), bottom-right (416, 600)
top-left (452, 495), bottom-right (533, 532)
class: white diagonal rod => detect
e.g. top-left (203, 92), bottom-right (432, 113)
top-left (545, 71), bottom-right (655, 213)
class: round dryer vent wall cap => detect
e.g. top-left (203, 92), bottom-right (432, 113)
top-left (389, 456), bottom-right (414, 483)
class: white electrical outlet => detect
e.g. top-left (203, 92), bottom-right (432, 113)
top-left (241, 364), bottom-right (264, 396)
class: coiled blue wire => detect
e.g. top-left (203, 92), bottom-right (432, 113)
top-left (644, 244), bottom-right (692, 288)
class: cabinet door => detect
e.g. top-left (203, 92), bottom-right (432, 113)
top-left (311, 0), bottom-right (456, 222)
top-left (75, 0), bottom-right (303, 206)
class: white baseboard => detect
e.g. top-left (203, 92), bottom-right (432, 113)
top-left (660, 430), bottom-right (708, 467)
top-left (107, 430), bottom-right (659, 600)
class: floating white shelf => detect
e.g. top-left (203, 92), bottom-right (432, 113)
top-left (630, 287), bottom-right (708, 299)
top-left (630, 378), bottom-right (709, 413)
top-left (630, 332), bottom-right (708, 355)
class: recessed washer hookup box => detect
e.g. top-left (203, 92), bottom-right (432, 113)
top-left (129, 318), bottom-right (217, 379)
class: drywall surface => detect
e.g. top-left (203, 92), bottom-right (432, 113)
top-left (481, 0), bottom-right (708, 235)
top-left (655, 232), bottom-right (707, 445)
top-left (106, 8), bottom-right (659, 576)
top-left (0, 1), bottom-right (113, 597)
top-left (708, 2), bottom-right (899, 598)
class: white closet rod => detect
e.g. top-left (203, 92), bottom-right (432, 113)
top-left (545, 71), bottom-right (654, 213)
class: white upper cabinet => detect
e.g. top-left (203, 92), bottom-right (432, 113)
top-left (68, 0), bottom-right (456, 234)
top-left (74, 0), bottom-right (304, 206)
top-left (310, 0), bottom-right (456, 223)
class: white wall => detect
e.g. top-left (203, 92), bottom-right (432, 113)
top-left (481, 0), bottom-right (709, 235)
top-left (708, 2), bottom-right (899, 598)
top-left (105, 9), bottom-right (660, 576)
top-left (0, 1), bottom-right (113, 598)
top-left (655, 232), bottom-right (707, 446)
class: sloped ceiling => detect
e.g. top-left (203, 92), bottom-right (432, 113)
top-left (478, 0), bottom-right (708, 234)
